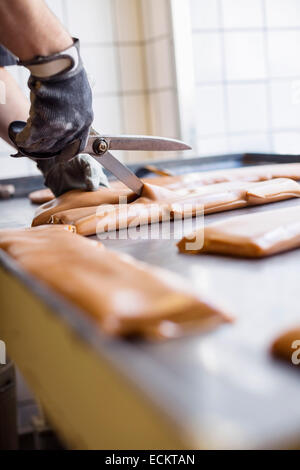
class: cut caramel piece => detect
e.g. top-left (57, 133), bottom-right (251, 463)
top-left (178, 204), bottom-right (300, 257)
top-left (0, 227), bottom-right (231, 339)
top-left (46, 178), bottom-right (300, 237)
top-left (246, 178), bottom-right (300, 204)
top-left (271, 327), bottom-right (300, 364)
top-left (29, 188), bottom-right (54, 204)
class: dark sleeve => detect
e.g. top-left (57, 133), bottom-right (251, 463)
top-left (0, 45), bottom-right (17, 66)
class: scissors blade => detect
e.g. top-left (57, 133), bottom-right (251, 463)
top-left (90, 151), bottom-right (144, 196)
top-left (85, 135), bottom-right (191, 152)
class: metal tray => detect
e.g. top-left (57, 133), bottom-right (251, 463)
top-left (1, 152), bottom-right (300, 449)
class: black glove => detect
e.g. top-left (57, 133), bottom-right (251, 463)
top-left (37, 153), bottom-right (109, 197)
top-left (9, 38), bottom-right (93, 159)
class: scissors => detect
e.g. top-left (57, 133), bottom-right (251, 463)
top-left (9, 121), bottom-right (191, 196)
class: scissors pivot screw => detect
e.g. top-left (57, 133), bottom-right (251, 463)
top-left (93, 138), bottom-right (109, 155)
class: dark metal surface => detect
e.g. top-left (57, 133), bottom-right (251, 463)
top-left (2, 153), bottom-right (300, 449)
top-left (0, 360), bottom-right (18, 449)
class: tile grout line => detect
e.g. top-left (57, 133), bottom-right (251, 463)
top-left (217, 0), bottom-right (230, 153)
top-left (110, 0), bottom-right (126, 150)
top-left (136, 0), bottom-right (152, 142)
top-left (166, 0), bottom-right (181, 148)
top-left (146, 0), bottom-right (161, 160)
top-left (261, 0), bottom-right (274, 152)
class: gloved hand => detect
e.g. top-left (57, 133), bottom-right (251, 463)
top-left (37, 154), bottom-right (109, 197)
top-left (9, 38), bottom-right (93, 159)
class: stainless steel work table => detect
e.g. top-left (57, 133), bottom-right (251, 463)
top-left (1, 153), bottom-right (300, 449)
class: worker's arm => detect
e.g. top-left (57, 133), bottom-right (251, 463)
top-left (0, 0), bottom-right (72, 61)
top-left (0, 66), bottom-right (108, 194)
top-left (0, 0), bottom-right (92, 158)
top-left (0, 67), bottom-right (29, 145)
top-left (0, 0), bottom-right (109, 195)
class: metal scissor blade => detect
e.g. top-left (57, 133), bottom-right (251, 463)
top-left (85, 135), bottom-right (191, 152)
top-left (91, 151), bottom-right (144, 196)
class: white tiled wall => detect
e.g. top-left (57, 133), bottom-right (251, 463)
top-left (140, 0), bottom-right (179, 161)
top-left (190, 0), bottom-right (300, 156)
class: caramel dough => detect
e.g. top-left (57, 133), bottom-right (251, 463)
top-left (51, 206), bottom-right (101, 226)
top-left (29, 188), bottom-right (54, 204)
top-left (32, 183), bottom-right (177, 227)
top-left (0, 223), bottom-right (75, 250)
top-left (142, 163), bottom-right (300, 190)
top-left (271, 327), bottom-right (300, 364)
top-left (178, 204), bottom-right (300, 257)
top-left (30, 162), bottom-right (300, 207)
top-left (75, 195), bottom-right (204, 236)
top-left (0, 227), bottom-right (231, 339)
top-left (47, 178), bottom-right (300, 237)
top-left (32, 186), bottom-right (137, 227)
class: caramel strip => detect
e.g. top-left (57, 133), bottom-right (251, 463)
top-left (29, 188), bottom-right (54, 205)
top-left (0, 227), bottom-right (231, 339)
top-left (75, 197), bottom-right (203, 236)
top-left (74, 183), bottom-right (243, 236)
top-left (50, 180), bottom-right (248, 236)
top-left (33, 183), bottom-right (177, 228)
top-left (142, 163), bottom-right (300, 191)
top-left (54, 184), bottom-right (200, 235)
top-left (51, 206), bottom-right (100, 225)
top-left (178, 204), bottom-right (300, 257)
top-left (31, 163), bottom-right (300, 219)
top-left (28, 163), bottom-right (300, 205)
top-left (271, 327), bottom-right (300, 364)
top-left (48, 178), bottom-right (300, 237)
top-left (0, 225), bottom-right (76, 257)
top-left (32, 186), bottom-right (137, 227)
top-left (246, 178), bottom-right (300, 204)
